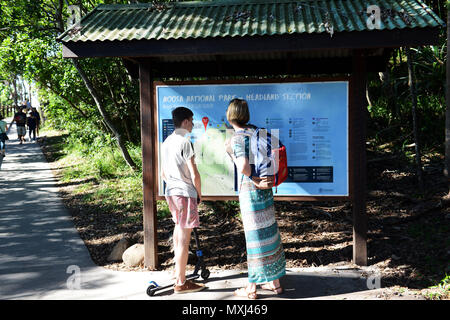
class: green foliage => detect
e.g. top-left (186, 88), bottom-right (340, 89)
top-left (367, 28), bottom-right (446, 155)
top-left (41, 126), bottom-right (147, 224)
top-left (0, 82), bottom-right (12, 105)
top-left (157, 201), bottom-right (171, 219)
top-left (427, 274), bottom-right (450, 300)
top-left (0, 0), bottom-right (142, 167)
top-left (58, 126), bottom-right (142, 180)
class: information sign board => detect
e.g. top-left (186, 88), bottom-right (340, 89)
top-left (156, 80), bottom-right (349, 197)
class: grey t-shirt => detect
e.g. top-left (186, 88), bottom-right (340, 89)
top-left (161, 130), bottom-right (197, 198)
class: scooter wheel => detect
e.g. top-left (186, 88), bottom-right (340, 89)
top-left (147, 284), bottom-right (157, 297)
top-left (200, 269), bottom-right (210, 280)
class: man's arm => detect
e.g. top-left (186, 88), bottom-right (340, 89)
top-left (186, 155), bottom-right (202, 202)
top-left (161, 167), bottom-right (167, 182)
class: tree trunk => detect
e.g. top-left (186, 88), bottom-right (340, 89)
top-left (55, 1), bottom-right (136, 170)
top-left (445, 2), bottom-right (450, 192)
top-left (71, 59), bottom-right (137, 170)
top-left (406, 47), bottom-right (424, 190)
top-left (365, 82), bottom-right (373, 109)
top-left (392, 49), bottom-right (399, 120)
top-left (12, 77), bottom-right (18, 107)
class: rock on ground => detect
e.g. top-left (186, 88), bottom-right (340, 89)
top-left (122, 243), bottom-right (144, 267)
top-left (107, 238), bottom-right (130, 262)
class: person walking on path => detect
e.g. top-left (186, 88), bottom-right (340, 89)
top-left (225, 98), bottom-right (286, 300)
top-left (160, 106), bottom-right (205, 294)
top-left (0, 113), bottom-right (8, 157)
top-left (12, 107), bottom-right (27, 144)
top-left (26, 111), bottom-right (37, 141)
top-left (31, 107), bottom-right (41, 137)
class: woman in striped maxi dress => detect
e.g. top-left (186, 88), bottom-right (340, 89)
top-left (225, 98), bottom-right (286, 299)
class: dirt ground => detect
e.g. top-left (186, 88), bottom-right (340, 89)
top-left (39, 136), bottom-right (450, 297)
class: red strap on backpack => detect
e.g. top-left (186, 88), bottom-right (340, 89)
top-left (273, 145), bottom-right (288, 191)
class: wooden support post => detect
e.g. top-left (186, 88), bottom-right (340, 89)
top-left (350, 50), bottom-right (368, 266)
top-left (139, 62), bottom-right (158, 269)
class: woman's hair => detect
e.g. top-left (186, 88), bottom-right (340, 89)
top-left (172, 106), bottom-right (193, 128)
top-left (226, 98), bottom-right (249, 126)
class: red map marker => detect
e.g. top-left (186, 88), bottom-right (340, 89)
top-left (202, 117), bottom-right (209, 131)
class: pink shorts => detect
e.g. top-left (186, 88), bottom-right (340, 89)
top-left (165, 195), bottom-right (199, 229)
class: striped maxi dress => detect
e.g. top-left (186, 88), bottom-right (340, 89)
top-left (231, 129), bottom-right (286, 283)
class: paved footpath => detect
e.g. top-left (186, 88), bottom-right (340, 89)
top-left (0, 119), bottom-right (422, 301)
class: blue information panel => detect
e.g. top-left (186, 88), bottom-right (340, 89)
top-left (156, 81), bottom-right (349, 197)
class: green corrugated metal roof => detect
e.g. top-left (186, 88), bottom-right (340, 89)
top-left (58, 0), bottom-right (444, 43)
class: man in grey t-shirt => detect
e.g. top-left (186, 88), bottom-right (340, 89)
top-left (161, 107), bottom-right (205, 294)
top-left (161, 128), bottom-right (198, 199)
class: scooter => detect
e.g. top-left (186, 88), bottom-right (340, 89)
top-left (146, 228), bottom-right (210, 297)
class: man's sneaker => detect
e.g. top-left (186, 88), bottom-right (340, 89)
top-left (174, 280), bottom-right (206, 294)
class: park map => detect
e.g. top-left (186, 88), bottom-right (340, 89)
top-left (157, 81), bottom-right (349, 197)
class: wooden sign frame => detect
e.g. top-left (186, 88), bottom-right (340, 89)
top-left (140, 52), bottom-right (367, 269)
